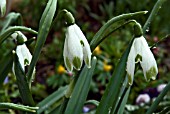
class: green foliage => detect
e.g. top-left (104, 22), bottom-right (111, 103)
top-left (0, 0), bottom-right (170, 114)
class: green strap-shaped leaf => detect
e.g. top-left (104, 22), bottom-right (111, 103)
top-left (85, 100), bottom-right (100, 106)
top-left (0, 52), bottom-right (13, 86)
top-left (13, 52), bottom-right (35, 106)
top-left (0, 26), bottom-right (37, 45)
top-left (143, 0), bottom-right (167, 35)
top-left (27, 0), bottom-right (57, 84)
top-left (0, 103), bottom-right (39, 113)
top-left (95, 39), bottom-right (134, 114)
top-left (1, 12), bottom-right (23, 32)
top-left (116, 87), bottom-right (131, 114)
top-left (37, 86), bottom-right (67, 114)
top-left (90, 11), bottom-right (147, 51)
top-left (64, 57), bottom-right (97, 114)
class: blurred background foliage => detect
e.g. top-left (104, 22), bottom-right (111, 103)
top-left (1, 0), bottom-right (170, 113)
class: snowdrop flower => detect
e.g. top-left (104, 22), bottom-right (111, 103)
top-left (63, 24), bottom-right (92, 72)
top-left (12, 32), bottom-right (33, 73)
top-left (16, 44), bottom-right (32, 71)
top-left (136, 93), bottom-right (150, 106)
top-left (157, 84), bottom-right (166, 92)
top-left (0, 0), bottom-right (6, 17)
top-left (127, 36), bottom-right (158, 85)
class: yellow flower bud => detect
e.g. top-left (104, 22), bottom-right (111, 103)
top-left (94, 46), bottom-right (102, 55)
top-left (57, 65), bottom-right (66, 74)
top-left (103, 63), bottom-right (112, 72)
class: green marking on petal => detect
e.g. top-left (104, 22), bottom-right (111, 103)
top-left (24, 59), bottom-right (29, 65)
top-left (135, 54), bottom-right (142, 63)
top-left (86, 57), bottom-right (91, 68)
top-left (66, 57), bottom-right (72, 71)
top-left (127, 73), bottom-right (133, 85)
top-left (146, 66), bottom-right (157, 81)
top-left (73, 56), bottom-right (81, 70)
top-left (80, 40), bottom-right (84, 47)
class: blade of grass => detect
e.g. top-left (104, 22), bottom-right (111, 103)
top-left (111, 76), bottom-right (128, 113)
top-left (0, 52), bottom-right (13, 86)
top-left (0, 103), bottom-right (38, 113)
top-left (58, 75), bottom-right (79, 114)
top-left (115, 87), bottom-right (131, 114)
top-left (37, 86), bottom-right (67, 114)
top-left (64, 57), bottom-right (97, 114)
top-left (27, 0), bottom-right (57, 84)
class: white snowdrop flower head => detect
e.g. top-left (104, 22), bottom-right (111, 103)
top-left (136, 94), bottom-right (150, 106)
top-left (0, 0), bottom-right (6, 17)
top-left (157, 84), bottom-right (166, 92)
top-left (12, 32), bottom-right (34, 75)
top-left (63, 24), bottom-right (92, 73)
top-left (16, 44), bottom-right (32, 71)
top-left (127, 36), bottom-right (158, 85)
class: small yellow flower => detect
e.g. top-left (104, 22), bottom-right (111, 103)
top-left (94, 46), bottom-right (102, 55)
top-left (57, 65), bottom-right (66, 74)
top-left (103, 62), bottom-right (112, 72)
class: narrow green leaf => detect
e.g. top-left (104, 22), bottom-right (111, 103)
top-left (48, 106), bottom-right (60, 114)
top-left (1, 12), bottom-right (23, 32)
top-left (146, 81), bottom-right (170, 114)
top-left (0, 26), bottom-right (37, 45)
top-left (85, 100), bottom-right (99, 106)
top-left (64, 57), bottom-right (97, 114)
top-left (90, 11), bottom-right (147, 50)
top-left (95, 39), bottom-right (134, 114)
top-left (143, 0), bottom-right (167, 35)
top-left (13, 52), bottom-right (35, 106)
top-left (111, 77), bottom-right (128, 113)
top-left (0, 52), bottom-right (13, 86)
top-left (27, 0), bottom-right (57, 84)
top-left (58, 75), bottom-right (79, 114)
top-left (0, 103), bottom-right (38, 113)
top-left (39, 0), bottom-right (53, 29)
top-left (37, 86), bottom-right (67, 114)
top-left (116, 87), bottom-right (131, 114)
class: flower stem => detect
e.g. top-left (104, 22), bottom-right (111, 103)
top-left (58, 75), bottom-right (79, 114)
top-left (90, 11), bottom-right (147, 51)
